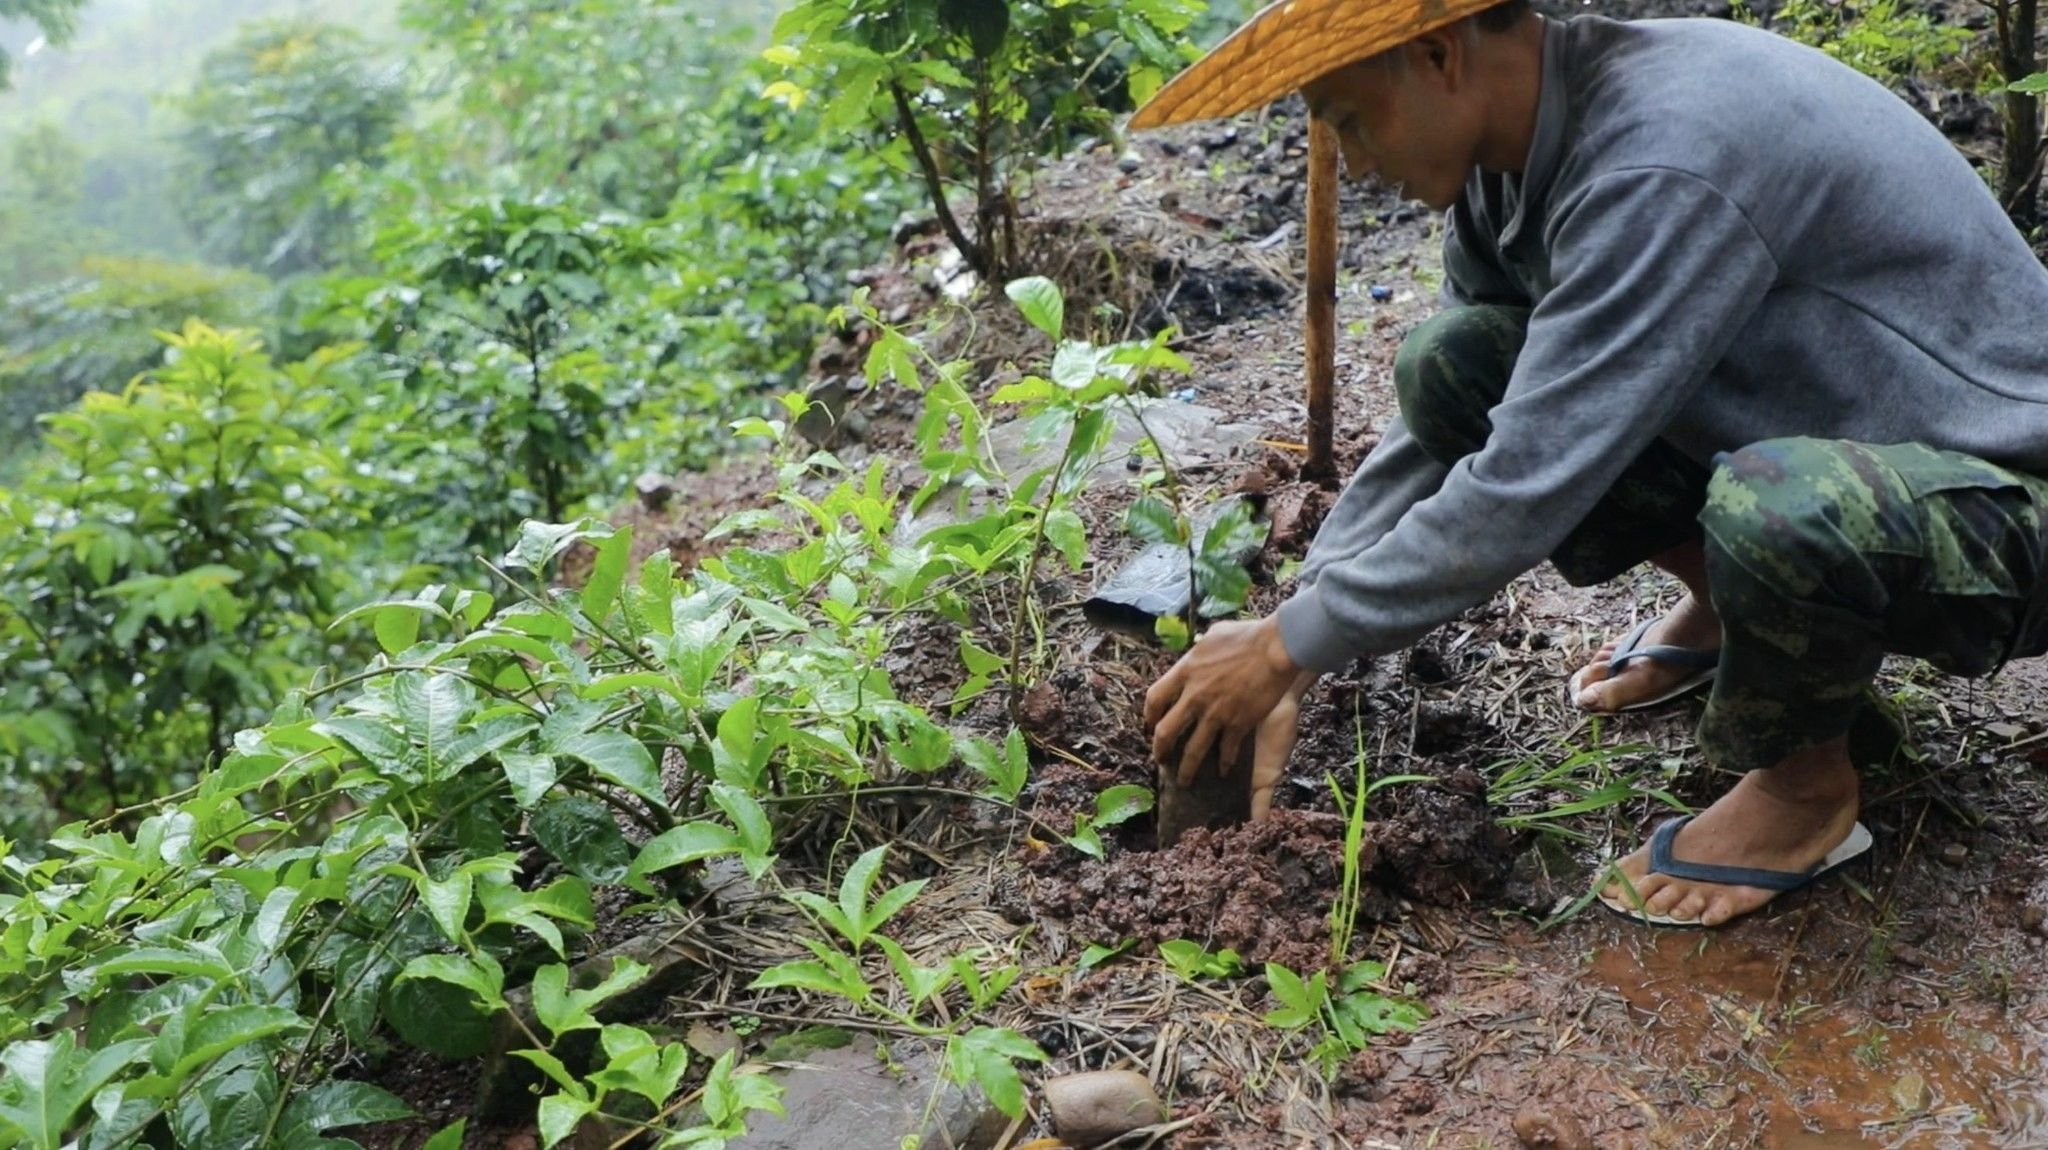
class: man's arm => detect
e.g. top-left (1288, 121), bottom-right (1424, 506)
top-left (1275, 167), bottom-right (1781, 673)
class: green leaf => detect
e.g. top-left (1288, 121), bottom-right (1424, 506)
top-left (710, 783), bottom-right (777, 879)
top-left (1124, 495), bottom-right (1184, 546)
top-left (0, 1034), bottom-right (148, 1150)
top-left (1004, 277), bottom-right (1064, 340)
top-left (383, 976), bottom-right (493, 1059)
top-left (422, 1121), bottom-right (467, 1150)
top-left (537, 1093), bottom-right (594, 1150)
top-left (1093, 784), bottom-right (1154, 830)
top-left (90, 948), bottom-right (237, 984)
top-left (279, 1081), bottom-right (413, 1138)
top-left (503, 519), bottom-right (602, 574)
top-left (501, 752), bottom-right (559, 808)
top-left (532, 965), bottom-right (596, 1039)
top-left (2011, 71), bottom-right (2048, 93)
top-left (741, 595), bottom-right (809, 633)
top-left (632, 822), bottom-right (741, 878)
top-left (1065, 822), bottom-right (1103, 860)
top-left (957, 731), bottom-right (1026, 802)
top-left (439, 715), bottom-right (539, 779)
top-left (862, 879), bottom-right (928, 939)
top-left (1262, 963), bottom-right (1323, 1029)
top-left (837, 845), bottom-right (889, 948)
top-left (374, 607), bottom-right (422, 656)
top-left (990, 376), bottom-right (1056, 406)
top-left (949, 1028), bottom-right (1045, 1120)
top-left (393, 672), bottom-right (468, 782)
top-left (400, 951), bottom-right (507, 1012)
top-left (315, 716), bottom-right (413, 777)
top-left (545, 727), bottom-right (664, 807)
top-left (582, 527), bottom-right (634, 623)
top-left (1044, 507), bottom-right (1088, 570)
top-left (532, 794), bottom-right (634, 885)
top-left (1077, 940), bottom-right (1131, 972)
top-left (420, 871), bottom-right (472, 944)
top-left (167, 1005), bottom-right (309, 1083)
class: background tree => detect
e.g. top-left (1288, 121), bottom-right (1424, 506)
top-left (174, 20), bottom-right (407, 277)
top-left (0, 0), bottom-right (87, 88)
top-left (0, 257), bottom-right (267, 470)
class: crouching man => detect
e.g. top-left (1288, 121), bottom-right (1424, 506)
top-left (1132, 0), bottom-right (2048, 926)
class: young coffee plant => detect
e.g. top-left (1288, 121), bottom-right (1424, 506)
top-left (1262, 958), bottom-right (1428, 1081)
top-left (749, 844), bottom-right (1048, 1121)
top-left (0, 323), bottom-right (380, 838)
top-left (764, 0), bottom-right (1205, 282)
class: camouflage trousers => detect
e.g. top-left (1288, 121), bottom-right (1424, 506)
top-left (1398, 304), bottom-right (2048, 772)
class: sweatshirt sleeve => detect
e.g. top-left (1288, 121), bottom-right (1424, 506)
top-left (1294, 415), bottom-right (1449, 591)
top-left (1276, 168), bottom-right (1780, 673)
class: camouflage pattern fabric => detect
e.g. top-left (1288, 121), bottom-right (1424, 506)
top-left (1395, 305), bottom-right (1712, 586)
top-left (1396, 305), bottom-right (2048, 772)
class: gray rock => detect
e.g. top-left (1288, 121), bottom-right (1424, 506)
top-left (727, 1035), bottom-right (1007, 1150)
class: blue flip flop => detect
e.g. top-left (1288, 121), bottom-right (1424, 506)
top-left (1568, 616), bottom-right (1719, 712)
top-left (1597, 815), bottom-right (1875, 928)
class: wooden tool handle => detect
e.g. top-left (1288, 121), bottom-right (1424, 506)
top-left (1304, 115), bottom-right (1340, 482)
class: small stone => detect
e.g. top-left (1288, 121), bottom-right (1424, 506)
top-left (1891, 1070), bottom-right (1929, 1114)
top-left (1941, 843), bottom-right (1969, 865)
top-left (2021, 904), bottom-right (2045, 933)
top-left (1889, 942), bottom-right (1929, 968)
top-left (1159, 190), bottom-right (1181, 212)
top-left (1044, 1070), bottom-right (1166, 1145)
top-left (634, 472), bottom-right (676, 512)
top-left (1513, 1107), bottom-right (1592, 1150)
top-left (1118, 151), bottom-right (1143, 174)
top-left (1369, 284), bottom-right (1395, 303)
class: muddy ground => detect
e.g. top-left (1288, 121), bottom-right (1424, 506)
top-left (389, 4), bottom-right (2048, 1147)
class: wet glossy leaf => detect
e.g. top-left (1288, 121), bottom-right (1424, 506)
top-left (1004, 277), bottom-right (1063, 340)
top-left (532, 794), bottom-right (634, 884)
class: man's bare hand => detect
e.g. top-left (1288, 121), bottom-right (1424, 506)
top-left (1143, 616), bottom-right (1305, 786)
top-left (1247, 668), bottom-right (1320, 818)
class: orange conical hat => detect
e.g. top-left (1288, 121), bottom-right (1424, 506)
top-left (1129, 0), bottom-right (1509, 129)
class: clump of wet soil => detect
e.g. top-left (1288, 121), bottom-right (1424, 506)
top-left (1027, 809), bottom-right (1357, 971)
top-left (1026, 780), bottom-right (1516, 972)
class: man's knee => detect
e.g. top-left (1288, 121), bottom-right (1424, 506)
top-left (1392, 305), bottom-right (1527, 463)
top-left (1700, 438), bottom-right (1910, 607)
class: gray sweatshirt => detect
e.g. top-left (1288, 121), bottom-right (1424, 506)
top-left (1276, 12), bottom-right (2048, 673)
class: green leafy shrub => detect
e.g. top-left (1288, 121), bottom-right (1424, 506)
top-left (0, 323), bottom-right (379, 840)
top-left (173, 20), bottom-right (407, 277)
top-left (0, 257), bottom-right (269, 472)
top-left (1735, 0), bottom-right (1971, 80)
top-left (359, 198), bottom-right (665, 556)
top-left (764, 0), bottom-right (1205, 281)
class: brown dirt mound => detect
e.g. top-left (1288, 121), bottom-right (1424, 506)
top-left (1024, 777), bottom-right (1517, 973)
top-left (1026, 808), bottom-right (1356, 972)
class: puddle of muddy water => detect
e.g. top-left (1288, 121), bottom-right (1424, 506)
top-left (1587, 927), bottom-right (2048, 1148)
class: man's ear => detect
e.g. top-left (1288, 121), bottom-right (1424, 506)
top-left (1408, 27), bottom-right (1467, 88)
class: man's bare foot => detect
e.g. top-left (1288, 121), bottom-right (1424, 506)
top-left (1572, 592), bottom-right (1722, 712)
top-left (1601, 740), bottom-right (1861, 927)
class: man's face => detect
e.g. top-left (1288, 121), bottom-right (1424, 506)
top-left (1303, 42), bottom-right (1482, 212)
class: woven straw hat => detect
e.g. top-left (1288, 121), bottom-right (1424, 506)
top-left (1129, 0), bottom-right (1510, 129)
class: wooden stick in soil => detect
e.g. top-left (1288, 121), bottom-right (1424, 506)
top-left (1303, 113), bottom-right (1341, 482)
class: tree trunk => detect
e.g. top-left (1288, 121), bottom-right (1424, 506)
top-left (1998, 0), bottom-right (2042, 229)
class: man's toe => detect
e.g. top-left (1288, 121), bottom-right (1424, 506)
top-left (1669, 890), bottom-right (1709, 923)
top-left (1646, 884), bottom-right (1690, 917)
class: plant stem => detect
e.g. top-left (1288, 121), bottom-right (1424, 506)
top-left (890, 79), bottom-right (985, 278)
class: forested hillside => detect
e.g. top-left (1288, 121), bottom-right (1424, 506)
top-left (1, 0), bottom-right (2045, 1146)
